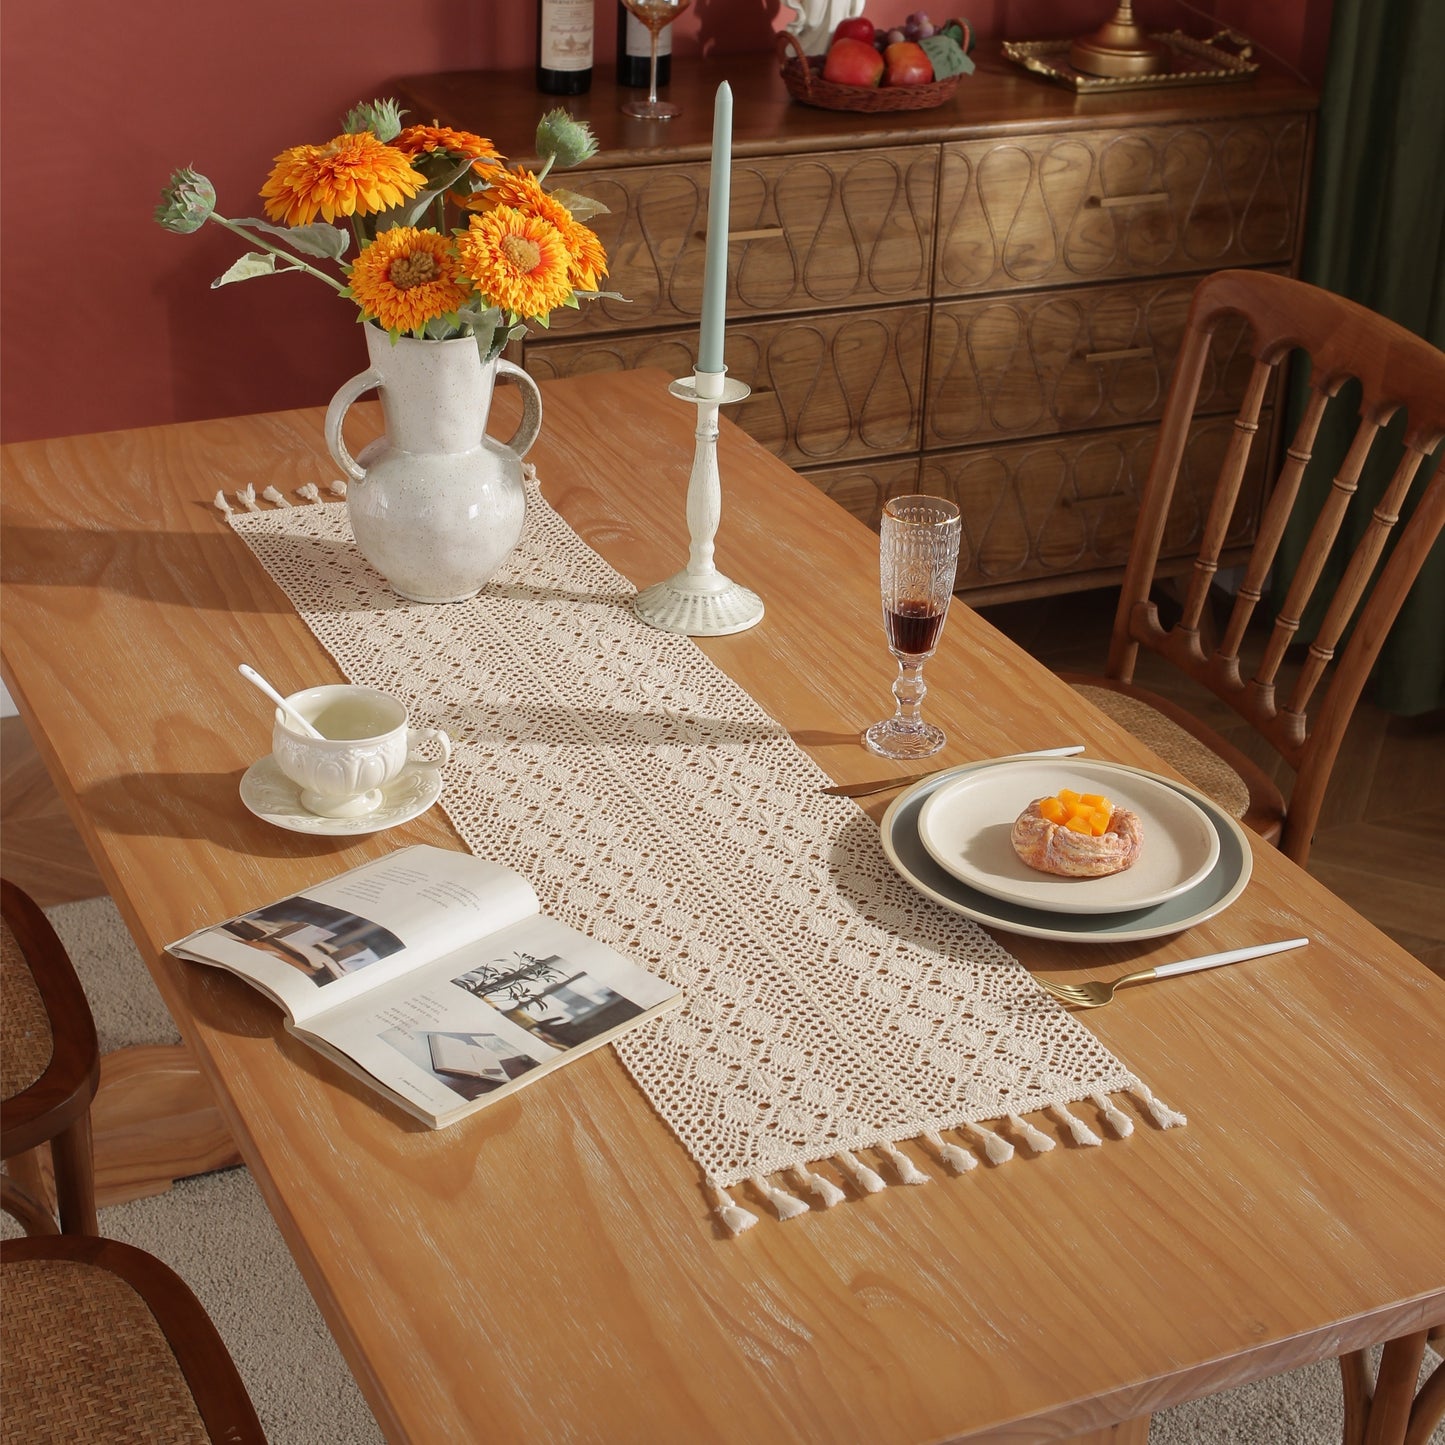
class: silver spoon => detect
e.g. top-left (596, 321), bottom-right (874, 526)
top-left (237, 664), bottom-right (323, 739)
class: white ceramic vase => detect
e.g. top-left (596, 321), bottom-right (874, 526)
top-left (325, 326), bottom-right (543, 603)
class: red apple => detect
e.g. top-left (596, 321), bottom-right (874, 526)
top-left (833, 15), bottom-right (875, 44)
top-left (823, 37), bottom-right (885, 87)
top-left (882, 40), bottom-right (934, 85)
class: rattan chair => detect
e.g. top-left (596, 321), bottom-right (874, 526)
top-left (2, 1233), bottom-right (266, 1443)
top-left (1064, 268), bottom-right (1445, 868)
top-left (1, 877), bottom-right (101, 1235)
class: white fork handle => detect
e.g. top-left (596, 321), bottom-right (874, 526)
top-left (1153, 937), bottom-right (1310, 978)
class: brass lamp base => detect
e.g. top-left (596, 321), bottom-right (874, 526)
top-left (1069, 3), bottom-right (1165, 77)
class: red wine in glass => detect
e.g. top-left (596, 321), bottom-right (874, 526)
top-left (886, 598), bottom-right (945, 656)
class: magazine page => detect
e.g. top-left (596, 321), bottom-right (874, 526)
top-left (166, 845), bottom-right (539, 1023)
top-left (291, 913), bottom-right (682, 1126)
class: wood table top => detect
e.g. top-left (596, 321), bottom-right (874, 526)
top-left (2, 369), bottom-right (1441, 1444)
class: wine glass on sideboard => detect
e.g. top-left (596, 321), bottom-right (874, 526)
top-left (863, 495), bottom-right (963, 759)
top-left (619, 0), bottom-right (691, 119)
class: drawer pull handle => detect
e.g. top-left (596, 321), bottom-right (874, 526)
top-left (1083, 346), bottom-right (1154, 364)
top-left (1093, 191), bottom-right (1169, 209)
top-left (692, 228), bottom-right (787, 243)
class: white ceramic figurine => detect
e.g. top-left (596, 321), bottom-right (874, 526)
top-left (784, 0), bottom-right (866, 54)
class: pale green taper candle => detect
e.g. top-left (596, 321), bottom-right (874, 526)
top-left (697, 81), bottom-right (733, 376)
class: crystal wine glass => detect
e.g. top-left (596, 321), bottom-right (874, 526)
top-left (864, 495), bottom-right (963, 759)
top-left (619, 0), bottom-right (691, 120)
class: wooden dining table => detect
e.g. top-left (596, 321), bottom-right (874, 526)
top-left (2, 368), bottom-right (1441, 1444)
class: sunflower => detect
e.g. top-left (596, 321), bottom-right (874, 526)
top-left (260, 132), bottom-right (425, 227)
top-left (346, 227), bottom-right (471, 334)
top-left (464, 168), bottom-right (608, 291)
top-left (394, 122), bottom-right (504, 173)
top-left (455, 206), bottom-right (575, 320)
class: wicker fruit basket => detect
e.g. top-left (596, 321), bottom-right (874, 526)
top-left (776, 25), bottom-right (971, 112)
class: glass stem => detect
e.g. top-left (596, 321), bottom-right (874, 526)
top-left (647, 32), bottom-right (661, 106)
top-left (891, 656), bottom-right (929, 728)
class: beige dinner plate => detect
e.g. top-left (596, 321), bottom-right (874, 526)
top-left (916, 758), bottom-right (1220, 914)
top-left (882, 760), bottom-right (1252, 943)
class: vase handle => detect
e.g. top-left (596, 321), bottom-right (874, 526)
top-left (492, 358), bottom-right (543, 459)
top-left (325, 367), bottom-right (383, 483)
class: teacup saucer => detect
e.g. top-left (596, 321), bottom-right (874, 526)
top-left (239, 754), bottom-right (443, 835)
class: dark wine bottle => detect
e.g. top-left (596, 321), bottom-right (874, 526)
top-left (536, 0), bottom-right (594, 95)
top-left (616, 1), bottom-right (672, 88)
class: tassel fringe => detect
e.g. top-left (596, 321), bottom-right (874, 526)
top-left (297, 483), bottom-right (322, 504)
top-left (1133, 1082), bottom-right (1188, 1130)
top-left (749, 1175), bottom-right (810, 1221)
top-left (922, 1130), bottom-right (976, 1173)
top-left (235, 485), bottom-right (262, 513)
top-left (1007, 1113), bottom-right (1056, 1153)
top-left (835, 1150), bottom-right (887, 1194)
top-left (1091, 1092), bottom-right (1134, 1137)
top-left (1048, 1103), bottom-right (1102, 1148)
top-left (328, 479), bottom-right (348, 498)
top-left (790, 1165), bottom-right (845, 1208)
top-left (707, 1179), bottom-right (757, 1235)
top-left (213, 490), bottom-right (233, 517)
top-left (963, 1121), bottom-right (1015, 1164)
top-left (260, 486), bottom-right (292, 508)
top-left (878, 1142), bottom-right (931, 1185)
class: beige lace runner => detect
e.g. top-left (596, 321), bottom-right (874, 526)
top-left (224, 479), bottom-right (1184, 1231)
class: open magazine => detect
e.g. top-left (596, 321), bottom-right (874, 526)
top-left (167, 845), bottom-right (682, 1128)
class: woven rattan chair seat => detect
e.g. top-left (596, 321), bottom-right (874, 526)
top-left (2, 1256), bottom-right (211, 1443)
top-left (2, 917), bottom-right (53, 1099)
top-left (1072, 684), bottom-right (1251, 820)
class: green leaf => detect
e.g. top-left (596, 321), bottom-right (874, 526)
top-left (920, 33), bottom-right (974, 78)
top-left (376, 154), bottom-right (479, 231)
top-left (210, 253), bottom-right (279, 288)
top-left (230, 216), bottom-right (350, 261)
top-left (545, 187), bottom-right (610, 223)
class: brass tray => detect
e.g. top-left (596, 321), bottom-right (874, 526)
top-left (1002, 30), bottom-right (1259, 92)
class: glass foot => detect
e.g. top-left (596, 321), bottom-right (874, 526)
top-left (863, 719), bottom-right (947, 759)
top-left (621, 99), bottom-right (680, 119)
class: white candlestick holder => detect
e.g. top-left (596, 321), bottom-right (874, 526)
top-left (631, 367), bottom-right (765, 637)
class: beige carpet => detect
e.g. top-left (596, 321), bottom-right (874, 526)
top-left (13, 897), bottom-right (1438, 1445)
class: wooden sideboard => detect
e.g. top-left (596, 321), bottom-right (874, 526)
top-left (393, 45), bottom-right (1317, 602)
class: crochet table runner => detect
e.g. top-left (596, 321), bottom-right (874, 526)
top-left (224, 478), bottom-right (1184, 1231)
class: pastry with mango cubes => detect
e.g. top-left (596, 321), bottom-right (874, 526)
top-left (1011, 787), bottom-right (1143, 878)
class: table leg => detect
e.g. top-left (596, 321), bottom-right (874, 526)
top-left (1342, 1331), bottom-right (1436, 1445)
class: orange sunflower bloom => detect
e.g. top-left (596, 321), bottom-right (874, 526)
top-left (464, 168), bottom-right (608, 291)
top-left (455, 206), bottom-right (575, 319)
top-left (394, 122), bottom-right (504, 175)
top-left (260, 132), bottom-right (425, 226)
top-left (346, 227), bottom-right (471, 334)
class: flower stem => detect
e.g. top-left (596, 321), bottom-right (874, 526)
top-left (209, 215), bottom-right (348, 291)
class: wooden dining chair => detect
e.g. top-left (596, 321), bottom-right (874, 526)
top-left (1, 876), bottom-right (101, 1236)
top-left (2, 1233), bottom-right (267, 1443)
top-left (1062, 268), bottom-right (1445, 868)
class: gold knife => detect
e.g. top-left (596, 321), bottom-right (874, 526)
top-left (822, 745), bottom-right (1086, 798)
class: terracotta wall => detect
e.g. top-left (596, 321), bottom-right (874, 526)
top-left (0, 0), bottom-right (1329, 443)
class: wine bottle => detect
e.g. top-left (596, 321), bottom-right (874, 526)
top-left (536, 0), bottom-right (594, 96)
top-left (616, 1), bottom-right (672, 88)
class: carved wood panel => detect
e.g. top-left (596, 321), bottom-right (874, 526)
top-left (920, 413), bottom-right (1272, 595)
top-left (542, 146), bottom-right (938, 337)
top-left (526, 303), bottom-right (929, 468)
top-left (935, 115), bottom-right (1309, 297)
top-left (924, 274), bottom-right (1264, 450)
top-left (793, 456), bottom-right (922, 530)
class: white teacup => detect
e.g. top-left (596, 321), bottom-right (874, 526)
top-left (272, 684), bottom-right (451, 819)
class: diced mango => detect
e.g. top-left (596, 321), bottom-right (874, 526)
top-left (1039, 786), bottom-right (1114, 836)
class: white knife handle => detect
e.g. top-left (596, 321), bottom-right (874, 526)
top-left (1153, 938), bottom-right (1310, 978)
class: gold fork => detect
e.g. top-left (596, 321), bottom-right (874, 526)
top-left (1038, 937), bottom-right (1309, 1008)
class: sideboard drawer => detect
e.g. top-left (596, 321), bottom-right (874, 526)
top-left (529, 302), bottom-right (929, 469)
top-left (922, 412), bottom-right (1273, 599)
top-left (795, 456), bottom-right (923, 529)
top-left (543, 145), bottom-right (938, 338)
top-left (935, 114), bottom-right (1309, 298)
top-left (923, 274), bottom-right (1264, 450)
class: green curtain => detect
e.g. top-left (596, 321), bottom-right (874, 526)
top-left (1274, 0), bottom-right (1445, 715)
